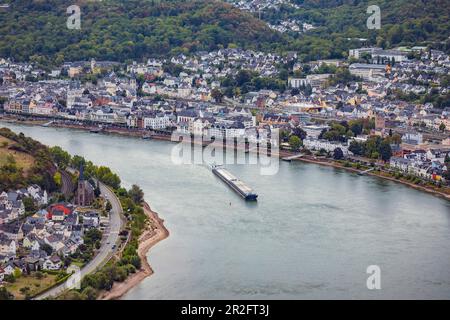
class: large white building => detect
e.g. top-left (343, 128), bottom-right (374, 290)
top-left (349, 63), bottom-right (386, 80)
top-left (302, 124), bottom-right (329, 139)
top-left (303, 138), bottom-right (352, 155)
top-left (143, 114), bottom-right (171, 130)
top-left (349, 47), bottom-right (408, 63)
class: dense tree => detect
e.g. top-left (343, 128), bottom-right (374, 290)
top-left (41, 243), bottom-right (53, 256)
top-left (22, 196), bottom-right (37, 213)
top-left (96, 166), bottom-right (121, 189)
top-left (349, 136), bottom-right (393, 161)
top-left (289, 135), bottom-right (302, 151)
top-left (211, 88), bottom-right (224, 103)
top-left (292, 127), bottom-right (307, 140)
top-left (128, 185), bottom-right (144, 204)
top-left (333, 147), bottom-right (344, 160)
top-left (50, 146), bottom-right (71, 169)
top-left (379, 140), bottom-right (393, 162)
top-left (0, 0), bottom-right (283, 65)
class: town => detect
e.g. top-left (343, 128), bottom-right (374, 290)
top-left (0, 45), bottom-right (449, 189)
top-left (0, 164), bottom-right (110, 299)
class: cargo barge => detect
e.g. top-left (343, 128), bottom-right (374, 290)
top-left (211, 165), bottom-right (258, 201)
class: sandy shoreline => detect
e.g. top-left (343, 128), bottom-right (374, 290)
top-left (99, 202), bottom-right (169, 300)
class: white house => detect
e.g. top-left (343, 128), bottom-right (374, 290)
top-left (0, 239), bottom-right (16, 256)
top-left (43, 255), bottom-right (62, 270)
top-left (143, 114), bottom-right (171, 130)
top-left (426, 148), bottom-right (450, 163)
top-left (190, 118), bottom-right (211, 136)
top-left (390, 157), bottom-right (412, 172)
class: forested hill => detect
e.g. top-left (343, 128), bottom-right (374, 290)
top-left (266, 0), bottom-right (450, 60)
top-left (0, 0), bottom-right (283, 65)
top-left (0, 0), bottom-right (449, 66)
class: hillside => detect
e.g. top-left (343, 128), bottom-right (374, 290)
top-left (264, 0), bottom-right (450, 60)
top-left (0, 127), bottom-right (57, 191)
top-left (0, 135), bottom-right (35, 174)
top-left (0, 0), bottom-right (448, 65)
top-left (0, 0), bottom-right (283, 66)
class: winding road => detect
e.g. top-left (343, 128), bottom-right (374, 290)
top-left (34, 181), bottom-right (123, 300)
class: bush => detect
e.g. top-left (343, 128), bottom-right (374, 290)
top-left (125, 264), bottom-right (136, 274)
top-left (81, 286), bottom-right (97, 300)
top-left (4, 274), bottom-right (15, 283)
top-left (0, 287), bottom-right (14, 300)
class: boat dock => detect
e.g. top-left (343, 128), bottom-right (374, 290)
top-left (358, 168), bottom-right (375, 175)
top-left (90, 125), bottom-right (104, 133)
top-left (41, 120), bottom-right (54, 127)
top-left (282, 153), bottom-right (305, 162)
top-left (212, 165), bottom-right (258, 201)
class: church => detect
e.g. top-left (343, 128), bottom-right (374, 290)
top-left (75, 165), bottom-right (95, 207)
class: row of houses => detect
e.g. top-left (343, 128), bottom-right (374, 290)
top-left (0, 201), bottom-right (104, 281)
top-left (0, 186), bottom-right (48, 225)
top-left (0, 179), bottom-right (104, 283)
top-left (390, 147), bottom-right (450, 182)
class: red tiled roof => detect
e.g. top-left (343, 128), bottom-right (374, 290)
top-left (47, 204), bottom-right (72, 219)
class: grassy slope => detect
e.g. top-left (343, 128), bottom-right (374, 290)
top-left (0, 135), bottom-right (35, 174)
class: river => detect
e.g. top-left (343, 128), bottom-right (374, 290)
top-left (2, 122), bottom-right (450, 299)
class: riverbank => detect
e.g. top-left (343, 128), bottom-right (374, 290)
top-left (274, 142), bottom-right (450, 200)
top-left (287, 154), bottom-right (450, 200)
top-left (1, 115), bottom-right (449, 201)
top-left (98, 201), bottom-right (169, 300)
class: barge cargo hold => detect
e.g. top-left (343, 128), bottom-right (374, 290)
top-left (212, 165), bottom-right (258, 201)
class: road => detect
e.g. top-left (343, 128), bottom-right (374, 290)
top-left (59, 169), bottom-right (74, 198)
top-left (34, 181), bottom-right (123, 300)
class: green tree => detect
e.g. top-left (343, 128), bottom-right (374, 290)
top-left (333, 147), bottom-right (344, 160)
top-left (105, 200), bottom-right (112, 212)
top-left (211, 88), bottom-right (224, 103)
top-left (50, 146), bottom-right (71, 169)
top-left (53, 172), bottom-right (62, 187)
top-left (22, 197), bottom-right (37, 213)
top-left (81, 286), bottom-right (97, 300)
top-left (128, 185), bottom-right (144, 204)
top-left (445, 153), bottom-right (450, 164)
top-left (289, 135), bottom-right (302, 151)
top-left (41, 243), bottom-right (54, 256)
top-left (13, 268), bottom-right (22, 279)
top-left (379, 140), bottom-right (393, 161)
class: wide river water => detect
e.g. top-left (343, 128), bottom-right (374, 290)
top-left (2, 122), bottom-right (450, 299)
